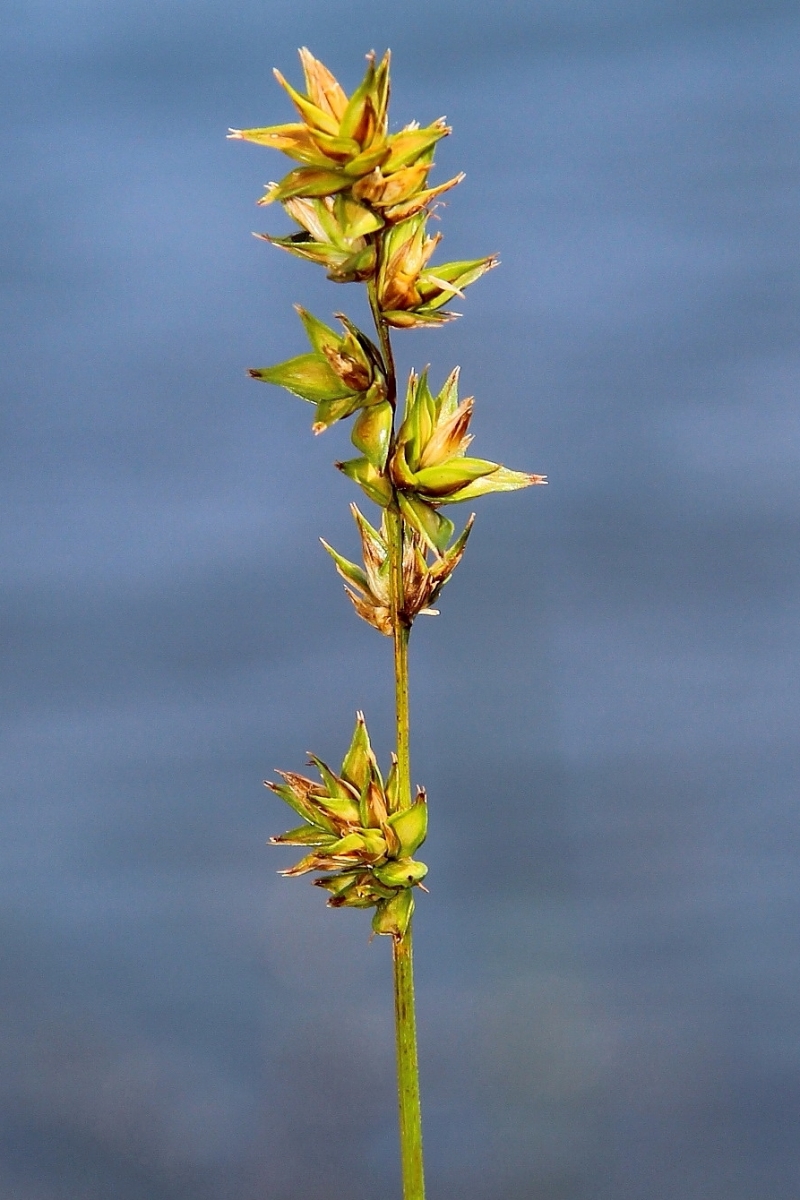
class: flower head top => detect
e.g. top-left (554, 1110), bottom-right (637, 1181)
top-left (228, 49), bottom-right (454, 214)
top-left (230, 49), bottom-right (494, 328)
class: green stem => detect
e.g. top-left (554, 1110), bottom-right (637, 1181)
top-left (393, 926), bottom-right (425, 1200)
top-left (369, 276), bottom-right (426, 1200)
top-left (386, 494), bottom-right (425, 1200)
top-left (386, 507), bottom-right (411, 810)
top-left (368, 278), bottom-right (397, 409)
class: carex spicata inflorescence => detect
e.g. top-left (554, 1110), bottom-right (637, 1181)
top-left (233, 48), bottom-right (545, 939)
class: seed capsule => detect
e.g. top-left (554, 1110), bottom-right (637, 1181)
top-left (373, 858), bottom-right (429, 888)
top-left (372, 890), bottom-right (415, 941)
top-left (387, 792), bottom-right (428, 856)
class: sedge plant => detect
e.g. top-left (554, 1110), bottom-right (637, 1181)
top-left (230, 49), bottom-right (545, 1200)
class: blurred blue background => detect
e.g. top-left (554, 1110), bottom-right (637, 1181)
top-left (3, 2), bottom-right (799, 1197)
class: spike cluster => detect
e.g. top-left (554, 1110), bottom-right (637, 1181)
top-left (340, 367), bottom-right (546, 553)
top-left (234, 49), bottom-right (545, 933)
top-left (250, 317), bottom-right (543, 548)
top-left (229, 48), bottom-right (494, 327)
top-left (321, 503), bottom-right (474, 634)
top-left (267, 714), bottom-right (428, 939)
top-left (231, 50), bottom-right (438, 203)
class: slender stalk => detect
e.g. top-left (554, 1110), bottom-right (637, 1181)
top-left (368, 277), bottom-right (397, 409)
top-left (369, 278), bottom-right (426, 1200)
top-left (393, 927), bottom-right (425, 1200)
top-left (386, 506), bottom-right (411, 809)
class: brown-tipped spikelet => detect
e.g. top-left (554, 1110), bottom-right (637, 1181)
top-left (266, 713), bottom-right (428, 940)
top-left (376, 213), bottom-right (498, 327)
top-left (229, 48), bottom-right (456, 239)
top-left (229, 49), bottom-right (393, 187)
top-left (321, 503), bottom-right (474, 634)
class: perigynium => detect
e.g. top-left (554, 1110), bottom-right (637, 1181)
top-left (231, 48), bottom-right (545, 1200)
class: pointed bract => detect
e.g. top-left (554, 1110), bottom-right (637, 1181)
top-left (387, 790), bottom-right (428, 856)
top-left (438, 465), bottom-right (547, 502)
top-left (250, 307), bottom-right (386, 433)
top-left (336, 456), bottom-right (393, 507)
top-left (248, 354), bottom-right (352, 403)
top-left (388, 370), bottom-right (546, 523)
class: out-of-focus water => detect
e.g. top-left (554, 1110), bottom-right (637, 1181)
top-left (2, 3), bottom-right (799, 1197)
